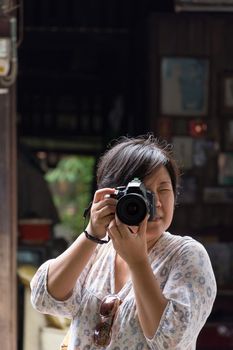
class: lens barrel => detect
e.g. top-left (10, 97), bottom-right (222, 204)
top-left (116, 193), bottom-right (148, 226)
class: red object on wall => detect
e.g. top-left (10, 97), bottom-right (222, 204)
top-left (18, 219), bottom-right (52, 243)
top-left (189, 120), bottom-right (207, 138)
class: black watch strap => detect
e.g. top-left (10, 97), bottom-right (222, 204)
top-left (84, 230), bottom-right (110, 244)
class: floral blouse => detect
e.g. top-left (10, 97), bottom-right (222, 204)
top-left (30, 232), bottom-right (217, 350)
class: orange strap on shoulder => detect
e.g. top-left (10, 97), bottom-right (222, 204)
top-left (60, 329), bottom-right (70, 350)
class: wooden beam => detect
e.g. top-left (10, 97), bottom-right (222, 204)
top-left (0, 86), bottom-right (17, 350)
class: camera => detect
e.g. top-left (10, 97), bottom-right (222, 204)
top-left (111, 178), bottom-right (156, 226)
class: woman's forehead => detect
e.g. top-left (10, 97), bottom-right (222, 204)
top-left (144, 166), bottom-right (172, 185)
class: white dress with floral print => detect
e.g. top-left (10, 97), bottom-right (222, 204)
top-left (30, 232), bottom-right (217, 350)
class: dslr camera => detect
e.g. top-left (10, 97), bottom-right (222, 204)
top-left (111, 178), bottom-right (156, 226)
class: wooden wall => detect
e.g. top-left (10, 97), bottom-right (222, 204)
top-left (147, 13), bottom-right (233, 237)
top-left (148, 12), bottom-right (233, 126)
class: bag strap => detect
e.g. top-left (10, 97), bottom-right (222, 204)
top-left (60, 328), bottom-right (70, 350)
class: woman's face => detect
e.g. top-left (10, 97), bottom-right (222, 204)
top-left (143, 165), bottom-right (175, 247)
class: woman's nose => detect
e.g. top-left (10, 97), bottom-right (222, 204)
top-left (155, 194), bottom-right (162, 207)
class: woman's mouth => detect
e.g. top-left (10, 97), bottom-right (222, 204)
top-left (151, 216), bottom-right (162, 222)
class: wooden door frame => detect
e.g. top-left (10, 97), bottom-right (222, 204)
top-left (0, 84), bottom-right (17, 350)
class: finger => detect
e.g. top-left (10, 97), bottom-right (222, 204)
top-left (137, 215), bottom-right (149, 237)
top-left (93, 188), bottom-right (116, 203)
top-left (107, 227), bottom-right (114, 241)
top-left (93, 197), bottom-right (117, 212)
top-left (95, 204), bottom-right (116, 217)
top-left (127, 226), bottom-right (138, 234)
top-left (115, 216), bottom-right (132, 238)
top-left (108, 219), bottom-right (123, 239)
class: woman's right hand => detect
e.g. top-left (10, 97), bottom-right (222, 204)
top-left (85, 188), bottom-right (117, 239)
top-left (46, 188), bottom-right (117, 301)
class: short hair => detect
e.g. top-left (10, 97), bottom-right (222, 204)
top-left (96, 134), bottom-right (180, 198)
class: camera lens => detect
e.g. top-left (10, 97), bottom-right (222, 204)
top-left (126, 203), bottom-right (139, 216)
top-left (116, 193), bottom-right (148, 226)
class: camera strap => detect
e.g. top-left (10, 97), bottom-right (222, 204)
top-left (83, 201), bottom-right (93, 221)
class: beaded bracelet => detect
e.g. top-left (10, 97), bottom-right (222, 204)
top-left (84, 230), bottom-right (110, 244)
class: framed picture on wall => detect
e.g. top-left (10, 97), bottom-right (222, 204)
top-left (222, 74), bottom-right (233, 113)
top-left (172, 136), bottom-right (193, 169)
top-left (218, 152), bottom-right (233, 185)
top-left (160, 57), bottom-right (209, 116)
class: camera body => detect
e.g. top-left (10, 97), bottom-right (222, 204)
top-left (111, 178), bottom-right (156, 226)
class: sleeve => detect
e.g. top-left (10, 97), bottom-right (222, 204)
top-left (30, 249), bottom-right (99, 319)
top-left (146, 240), bottom-right (217, 350)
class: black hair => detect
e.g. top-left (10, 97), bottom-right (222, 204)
top-left (96, 134), bottom-right (180, 198)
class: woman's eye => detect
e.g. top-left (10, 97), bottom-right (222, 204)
top-left (159, 188), bottom-right (171, 192)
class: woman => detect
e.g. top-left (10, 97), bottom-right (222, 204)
top-left (31, 134), bottom-right (216, 349)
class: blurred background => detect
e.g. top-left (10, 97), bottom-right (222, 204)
top-left (1, 0), bottom-right (233, 349)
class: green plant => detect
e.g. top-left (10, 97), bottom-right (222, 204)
top-left (45, 155), bottom-right (95, 238)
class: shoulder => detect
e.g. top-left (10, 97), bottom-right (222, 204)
top-left (162, 231), bottom-right (212, 262)
top-left (163, 233), bottom-right (216, 291)
top-left (164, 231), bottom-right (206, 249)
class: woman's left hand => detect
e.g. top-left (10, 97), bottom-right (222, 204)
top-left (107, 216), bottom-right (149, 267)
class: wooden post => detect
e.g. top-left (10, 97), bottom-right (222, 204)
top-left (0, 0), bottom-right (18, 346)
top-left (0, 86), bottom-right (17, 349)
